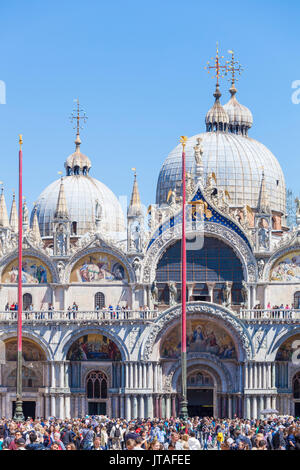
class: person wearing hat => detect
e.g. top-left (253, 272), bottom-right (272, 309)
top-left (15, 438), bottom-right (26, 450)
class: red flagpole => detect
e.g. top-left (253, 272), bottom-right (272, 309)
top-left (179, 136), bottom-right (188, 419)
top-left (14, 135), bottom-right (24, 421)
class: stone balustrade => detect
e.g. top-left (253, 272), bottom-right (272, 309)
top-left (0, 309), bottom-right (159, 323)
top-left (239, 309), bottom-right (300, 322)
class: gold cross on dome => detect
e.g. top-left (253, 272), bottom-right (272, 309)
top-left (70, 99), bottom-right (88, 136)
top-left (204, 42), bottom-right (228, 86)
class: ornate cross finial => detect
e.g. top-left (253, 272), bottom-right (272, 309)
top-left (70, 99), bottom-right (88, 137)
top-left (226, 50), bottom-right (243, 88)
top-left (204, 42), bottom-right (228, 86)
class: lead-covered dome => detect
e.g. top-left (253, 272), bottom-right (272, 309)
top-left (32, 134), bottom-right (126, 238)
top-left (156, 132), bottom-right (286, 214)
top-left (223, 85), bottom-right (253, 135)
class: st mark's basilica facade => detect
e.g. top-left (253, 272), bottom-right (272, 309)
top-left (0, 63), bottom-right (300, 421)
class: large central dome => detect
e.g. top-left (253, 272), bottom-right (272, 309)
top-left (156, 87), bottom-right (286, 214)
top-left (32, 133), bottom-right (126, 238)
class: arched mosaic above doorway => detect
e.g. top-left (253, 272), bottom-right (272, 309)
top-left (160, 319), bottom-right (237, 360)
top-left (67, 334), bottom-right (122, 361)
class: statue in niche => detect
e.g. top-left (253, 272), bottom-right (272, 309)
top-left (168, 281), bottom-right (177, 306)
top-left (241, 280), bottom-right (248, 306)
top-left (151, 280), bottom-right (159, 304)
top-left (258, 226), bottom-right (269, 250)
top-left (56, 224), bottom-right (67, 256)
top-left (222, 281), bottom-right (231, 307)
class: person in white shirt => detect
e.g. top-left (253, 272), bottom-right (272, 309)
top-left (188, 431), bottom-right (201, 450)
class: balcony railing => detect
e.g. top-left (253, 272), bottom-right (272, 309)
top-left (239, 309), bottom-right (300, 321)
top-left (0, 309), bottom-right (159, 322)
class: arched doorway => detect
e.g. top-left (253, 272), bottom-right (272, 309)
top-left (4, 338), bottom-right (47, 418)
top-left (86, 371), bottom-right (108, 415)
top-left (187, 370), bottom-right (215, 417)
top-left (23, 293), bottom-right (32, 310)
top-left (293, 372), bottom-right (300, 417)
top-left (95, 292), bottom-right (105, 309)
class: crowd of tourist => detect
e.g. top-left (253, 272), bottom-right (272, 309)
top-left (0, 415), bottom-right (300, 451)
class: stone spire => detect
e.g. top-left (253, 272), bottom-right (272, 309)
top-left (31, 207), bottom-right (41, 241)
top-left (54, 178), bottom-right (69, 219)
top-left (128, 170), bottom-right (143, 218)
top-left (0, 189), bottom-right (10, 228)
top-left (9, 193), bottom-right (18, 232)
top-left (257, 170), bottom-right (270, 214)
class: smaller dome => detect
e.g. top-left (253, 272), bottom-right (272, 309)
top-left (223, 86), bottom-right (253, 136)
top-left (205, 84), bottom-right (229, 132)
top-left (65, 135), bottom-right (91, 176)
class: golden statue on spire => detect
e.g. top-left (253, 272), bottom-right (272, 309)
top-left (204, 42), bottom-right (228, 86)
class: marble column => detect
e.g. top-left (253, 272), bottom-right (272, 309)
top-left (245, 397), bottom-right (250, 419)
top-left (139, 395), bottom-right (145, 418)
top-left (60, 362), bottom-right (64, 388)
top-left (153, 364), bottom-right (158, 392)
top-left (266, 395), bottom-right (271, 409)
top-left (125, 395), bottom-right (131, 420)
top-left (158, 395), bottom-right (162, 418)
top-left (143, 363), bottom-right (147, 389)
top-left (249, 364), bottom-right (253, 389)
top-left (155, 395), bottom-right (159, 417)
top-left (271, 363), bottom-right (276, 388)
top-left (120, 396), bottom-right (125, 418)
top-left (165, 395), bottom-right (171, 419)
top-left (125, 363), bottom-right (129, 389)
top-left (45, 395), bottom-right (50, 419)
top-left (148, 363), bottom-right (153, 390)
top-left (51, 362), bottom-right (56, 388)
top-left (51, 395), bottom-right (56, 417)
top-left (65, 395), bottom-right (71, 418)
top-left (59, 395), bottom-right (64, 418)
top-left (252, 397), bottom-right (257, 419)
top-left (147, 395), bottom-right (153, 419)
top-left (245, 363), bottom-right (248, 389)
top-left (132, 395), bottom-right (138, 419)
top-left (74, 395), bottom-right (79, 417)
top-left (228, 395), bottom-right (232, 419)
top-left (171, 395), bottom-right (177, 417)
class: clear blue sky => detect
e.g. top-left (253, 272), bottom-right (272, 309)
top-left (0, 0), bottom-right (300, 214)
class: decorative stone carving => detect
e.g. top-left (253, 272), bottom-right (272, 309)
top-left (141, 221), bottom-right (257, 284)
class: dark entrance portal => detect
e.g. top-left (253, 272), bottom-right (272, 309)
top-left (295, 402), bottom-right (300, 418)
top-left (88, 402), bottom-right (107, 415)
top-left (12, 401), bottom-right (36, 419)
top-left (192, 295), bottom-right (210, 302)
top-left (187, 389), bottom-right (213, 417)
